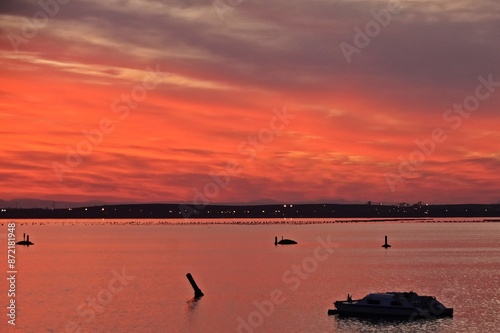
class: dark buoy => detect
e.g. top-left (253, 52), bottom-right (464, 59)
top-left (16, 234), bottom-right (34, 246)
top-left (275, 236), bottom-right (297, 245)
top-left (186, 273), bottom-right (204, 298)
top-left (382, 235), bottom-right (391, 248)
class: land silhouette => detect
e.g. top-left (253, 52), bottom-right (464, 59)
top-left (0, 203), bottom-right (499, 219)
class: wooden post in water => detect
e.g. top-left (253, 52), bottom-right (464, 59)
top-left (186, 273), bottom-right (204, 298)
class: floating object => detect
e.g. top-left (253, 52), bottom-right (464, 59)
top-left (186, 273), bottom-right (204, 298)
top-left (275, 236), bottom-right (297, 245)
top-left (382, 235), bottom-right (391, 248)
top-left (16, 233), bottom-right (34, 246)
top-left (328, 291), bottom-right (453, 319)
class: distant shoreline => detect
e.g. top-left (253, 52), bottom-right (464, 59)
top-left (1, 203), bottom-right (499, 219)
top-left (1, 218), bottom-right (499, 227)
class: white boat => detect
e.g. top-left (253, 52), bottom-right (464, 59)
top-left (328, 291), bottom-right (453, 319)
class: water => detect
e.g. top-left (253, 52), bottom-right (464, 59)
top-left (2, 219), bottom-right (500, 332)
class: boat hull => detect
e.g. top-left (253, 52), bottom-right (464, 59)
top-left (332, 302), bottom-right (453, 319)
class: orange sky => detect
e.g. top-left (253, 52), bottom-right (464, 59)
top-left (1, 0), bottom-right (499, 204)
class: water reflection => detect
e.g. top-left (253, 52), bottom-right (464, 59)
top-left (333, 316), bottom-right (452, 333)
top-left (186, 297), bottom-right (201, 313)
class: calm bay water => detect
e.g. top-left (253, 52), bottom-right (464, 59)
top-left (2, 218), bottom-right (500, 332)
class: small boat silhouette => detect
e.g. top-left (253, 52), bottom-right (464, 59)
top-left (275, 236), bottom-right (297, 245)
top-left (16, 233), bottom-right (34, 246)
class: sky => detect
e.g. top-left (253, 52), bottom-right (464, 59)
top-left (0, 0), bottom-right (499, 205)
